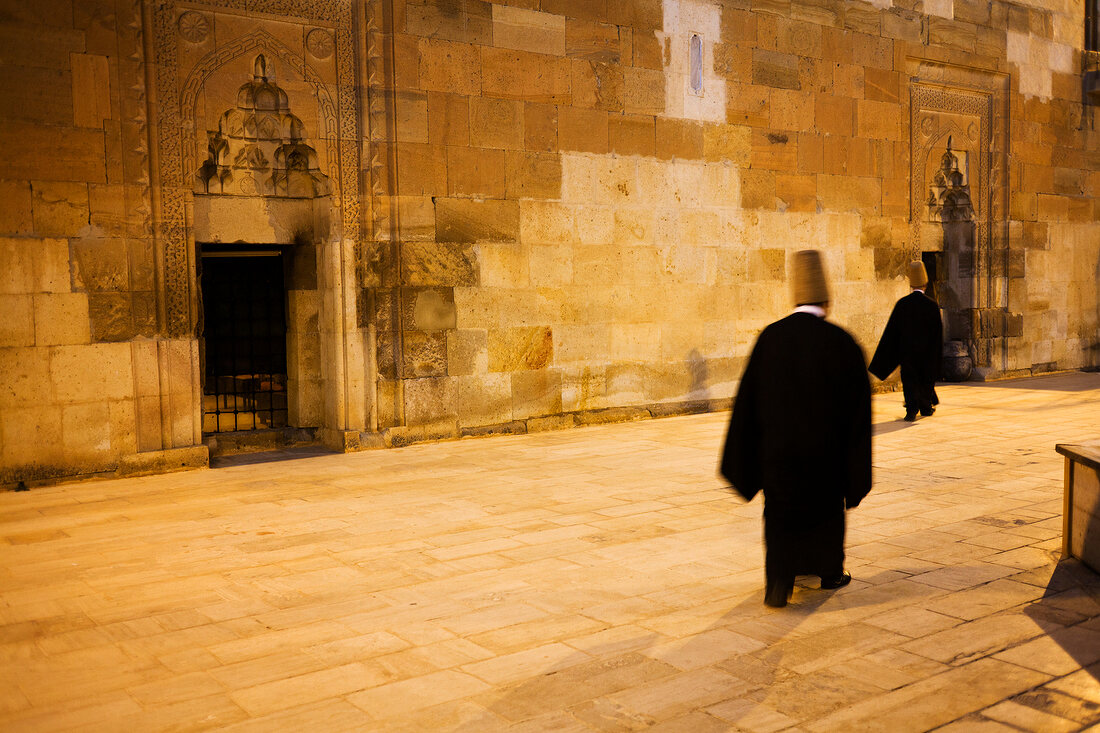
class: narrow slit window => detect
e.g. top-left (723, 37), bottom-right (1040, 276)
top-left (690, 34), bottom-right (703, 95)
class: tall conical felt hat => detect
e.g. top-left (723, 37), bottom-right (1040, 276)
top-left (908, 260), bottom-right (928, 288)
top-left (791, 249), bottom-right (829, 306)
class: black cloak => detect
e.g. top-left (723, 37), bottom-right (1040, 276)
top-left (868, 291), bottom-right (943, 383)
top-left (721, 312), bottom-right (872, 581)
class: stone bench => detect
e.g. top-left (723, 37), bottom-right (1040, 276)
top-left (1059, 442), bottom-right (1100, 571)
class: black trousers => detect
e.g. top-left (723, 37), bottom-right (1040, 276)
top-left (900, 365), bottom-right (938, 414)
top-left (763, 501), bottom-right (845, 586)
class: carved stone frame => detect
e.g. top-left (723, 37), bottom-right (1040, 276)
top-left (909, 63), bottom-right (1010, 374)
top-left (150, 0), bottom-right (362, 338)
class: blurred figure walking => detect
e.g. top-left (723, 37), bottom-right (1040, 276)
top-left (721, 250), bottom-right (872, 608)
top-left (869, 261), bottom-right (944, 421)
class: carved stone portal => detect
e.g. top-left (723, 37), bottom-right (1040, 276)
top-left (910, 73), bottom-right (1011, 376)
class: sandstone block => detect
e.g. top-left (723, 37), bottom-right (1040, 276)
top-left (0, 236), bottom-right (70, 294)
top-left (470, 97), bottom-right (525, 150)
top-left (524, 102), bottom-right (558, 151)
top-left (402, 241), bottom-right (480, 286)
top-left (857, 99), bottom-right (902, 140)
top-left (631, 29), bottom-right (662, 70)
top-left (818, 174), bottom-right (881, 215)
top-left (609, 323), bottom-right (659, 362)
top-left (32, 181), bottom-right (89, 237)
top-left (489, 326), bottom-right (553, 372)
top-left (529, 243), bottom-right (573, 285)
top-left (447, 146), bottom-right (505, 197)
top-left (573, 204), bottom-right (613, 245)
top-left (561, 364), bottom-right (607, 412)
top-left (0, 181), bottom-right (32, 235)
top-left (558, 106), bottom-right (608, 154)
top-left (0, 120), bottom-right (105, 183)
top-left (605, 361), bottom-right (644, 405)
top-left (477, 242), bottom-right (530, 287)
top-left (396, 143), bottom-right (447, 196)
top-left (740, 168), bottom-right (776, 209)
top-left (1, 404), bottom-right (63, 468)
top-left (436, 198), bottom-right (519, 243)
top-left (0, 294), bottom-right (34, 347)
top-left (751, 129), bottom-right (796, 172)
top-left (609, 114), bottom-right (655, 157)
top-left (776, 173), bottom-right (817, 213)
top-left (553, 323), bottom-right (610, 363)
top-left (815, 95), bottom-right (854, 137)
top-left (62, 401), bottom-right (112, 461)
top-left (71, 52), bottom-right (111, 129)
top-left (34, 292), bottom-right (90, 346)
top-left (511, 368), bottom-right (562, 419)
top-left (0, 346), bottom-right (52, 406)
top-left (456, 373), bottom-right (512, 428)
top-left (491, 5), bottom-right (565, 56)
top-left (428, 92), bottom-right (470, 146)
top-left (623, 66), bottom-right (664, 115)
top-left (566, 18), bottom-right (620, 62)
top-left (396, 90), bottom-right (429, 143)
top-left (49, 343), bottom-right (132, 402)
top-left (87, 292), bottom-right (135, 342)
top-left (505, 151), bottom-right (563, 200)
top-left (447, 328), bottom-right (488, 375)
top-left (520, 200), bottom-right (575, 244)
top-left (406, 0), bottom-right (491, 44)
top-left (752, 49), bottom-right (799, 90)
top-left (770, 89), bottom-right (815, 133)
top-left (402, 330), bottom-right (448, 378)
top-left (703, 124), bottom-right (751, 165)
top-left (408, 287), bottom-right (457, 331)
top-left (656, 118), bottom-right (703, 160)
top-left (481, 47), bottom-right (571, 103)
top-left (72, 237), bottom-right (129, 291)
top-left (404, 376), bottom-right (458, 429)
top-left (571, 59), bottom-right (623, 111)
top-left (418, 39), bottom-right (481, 95)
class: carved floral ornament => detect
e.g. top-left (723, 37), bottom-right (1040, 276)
top-left (927, 136), bottom-right (974, 223)
top-left (195, 54), bottom-right (331, 198)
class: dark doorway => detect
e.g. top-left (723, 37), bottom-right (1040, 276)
top-left (199, 246), bottom-right (289, 433)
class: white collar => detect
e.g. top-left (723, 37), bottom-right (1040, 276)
top-left (794, 305), bottom-right (826, 318)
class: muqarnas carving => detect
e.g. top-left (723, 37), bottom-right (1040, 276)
top-left (196, 55), bottom-right (330, 198)
top-left (926, 137), bottom-right (974, 223)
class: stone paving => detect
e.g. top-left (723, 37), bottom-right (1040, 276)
top-left (2, 372), bottom-right (1100, 732)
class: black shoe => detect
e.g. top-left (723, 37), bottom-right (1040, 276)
top-left (920, 407), bottom-right (935, 417)
top-left (820, 571), bottom-right (852, 590)
top-left (903, 412), bottom-right (917, 422)
top-left (764, 579), bottom-right (792, 608)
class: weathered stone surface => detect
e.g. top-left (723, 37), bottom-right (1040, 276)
top-left (407, 287), bottom-right (457, 331)
top-left (436, 198), bottom-right (519, 243)
top-left (491, 5), bottom-right (565, 57)
top-left (511, 368), bottom-right (562, 419)
top-left (0, 120), bottom-right (105, 183)
top-left (402, 330), bottom-right (448, 378)
top-left (33, 292), bottom-right (90, 346)
top-left (0, 294), bottom-right (34, 347)
top-left (489, 326), bottom-right (553, 372)
top-left (481, 47), bottom-right (571, 103)
top-left (87, 292), bottom-right (135, 342)
top-left (752, 49), bottom-right (800, 90)
top-left (0, 181), bottom-right (33, 235)
top-left (447, 328), bottom-right (488, 376)
top-left (31, 181), bottom-right (88, 237)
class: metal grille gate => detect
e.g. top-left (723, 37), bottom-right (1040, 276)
top-left (200, 247), bottom-right (289, 433)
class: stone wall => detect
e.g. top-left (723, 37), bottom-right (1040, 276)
top-left (1, 0), bottom-right (1099, 484)
top-left (0, 1), bottom-right (206, 484)
top-left (369, 0), bottom-right (1100, 442)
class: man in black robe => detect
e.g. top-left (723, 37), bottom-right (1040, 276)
top-left (721, 250), bottom-right (872, 608)
top-left (868, 261), bottom-right (943, 421)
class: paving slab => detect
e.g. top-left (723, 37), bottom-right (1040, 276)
top-left (1, 371), bottom-right (1100, 731)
